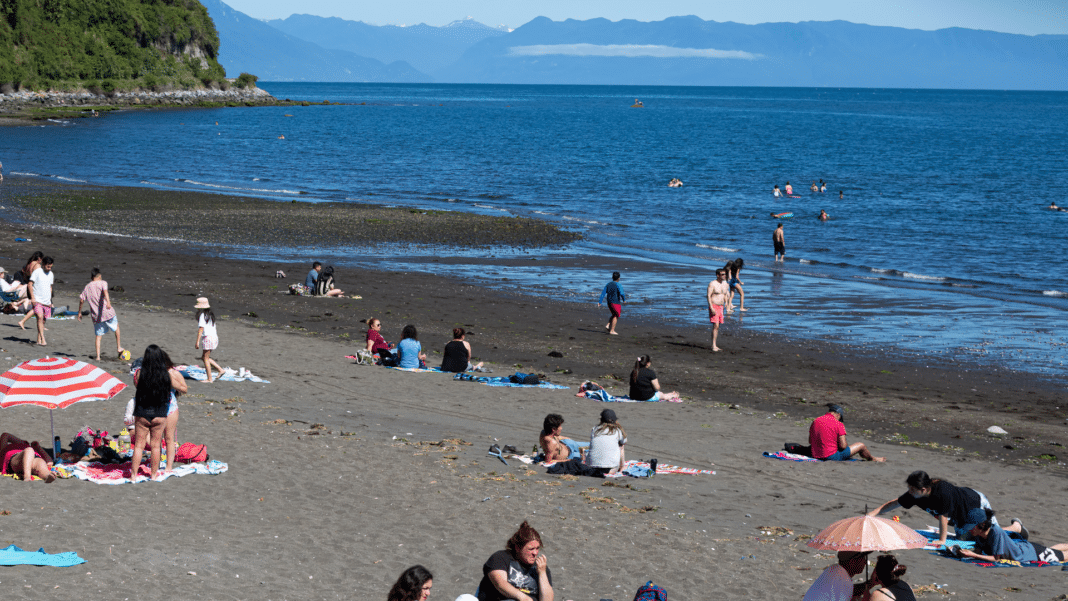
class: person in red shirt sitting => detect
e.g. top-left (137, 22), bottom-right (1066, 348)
top-left (809, 404), bottom-right (885, 462)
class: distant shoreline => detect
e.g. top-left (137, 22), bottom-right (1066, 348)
top-left (0, 86), bottom-right (308, 121)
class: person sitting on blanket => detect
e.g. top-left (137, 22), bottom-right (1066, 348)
top-left (440, 327), bottom-right (484, 373)
top-left (587, 409), bottom-right (627, 476)
top-left (809, 403), bottom-right (885, 462)
top-left (312, 265), bottom-right (345, 297)
top-left (0, 266), bottom-right (31, 313)
top-left (0, 432), bottom-right (55, 482)
top-left (397, 324), bottom-right (428, 369)
top-left (539, 414), bottom-right (589, 463)
top-left (956, 509), bottom-right (1068, 564)
top-left (802, 550), bottom-right (871, 601)
top-left (857, 554), bottom-right (916, 601)
top-left (867, 470), bottom-right (1024, 547)
top-left (628, 355), bottom-right (681, 402)
top-left (477, 520), bottom-right (554, 601)
top-left (365, 317), bottom-right (398, 366)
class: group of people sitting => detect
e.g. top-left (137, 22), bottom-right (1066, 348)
top-left (0, 250), bottom-right (49, 314)
top-left (387, 521), bottom-right (554, 601)
top-left (304, 261), bottom-right (345, 297)
top-left (365, 320), bottom-right (484, 372)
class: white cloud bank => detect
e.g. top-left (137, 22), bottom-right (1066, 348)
top-left (507, 44), bottom-right (762, 60)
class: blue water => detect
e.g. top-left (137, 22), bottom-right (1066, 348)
top-left (2, 84), bottom-right (1066, 378)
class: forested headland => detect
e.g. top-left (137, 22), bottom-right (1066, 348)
top-left (0, 0), bottom-right (256, 94)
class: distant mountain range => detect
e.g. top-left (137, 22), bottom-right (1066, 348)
top-left (203, 1), bottom-right (1068, 90)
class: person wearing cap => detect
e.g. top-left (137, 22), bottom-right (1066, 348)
top-left (586, 409), bottom-right (627, 476)
top-left (802, 550), bottom-right (870, 601)
top-left (809, 404), bottom-right (884, 462)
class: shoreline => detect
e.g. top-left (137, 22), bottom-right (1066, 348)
top-left (0, 220), bottom-right (1065, 599)
top-left (0, 179), bottom-right (1064, 472)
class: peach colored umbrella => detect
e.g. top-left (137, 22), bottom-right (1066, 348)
top-left (808, 515), bottom-right (928, 552)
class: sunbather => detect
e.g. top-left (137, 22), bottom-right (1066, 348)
top-left (539, 414), bottom-right (588, 463)
top-left (440, 327), bottom-right (484, 372)
top-left (477, 520), bottom-right (553, 601)
top-left (397, 324), bottom-right (427, 369)
top-left (387, 564), bottom-right (434, 601)
top-left (0, 432), bottom-right (55, 482)
top-left (587, 409), bottom-right (626, 476)
top-left (628, 355), bottom-right (681, 401)
top-left (868, 470), bottom-right (1022, 546)
top-left (957, 509), bottom-right (1068, 563)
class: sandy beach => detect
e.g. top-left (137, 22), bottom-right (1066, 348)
top-left (0, 186), bottom-right (1066, 600)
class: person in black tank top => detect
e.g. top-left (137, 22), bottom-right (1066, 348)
top-left (441, 327), bottom-right (484, 372)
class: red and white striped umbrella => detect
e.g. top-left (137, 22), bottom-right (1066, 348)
top-left (0, 357), bottom-right (127, 409)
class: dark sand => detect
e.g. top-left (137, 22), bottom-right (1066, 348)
top-left (0, 180), bottom-right (1065, 600)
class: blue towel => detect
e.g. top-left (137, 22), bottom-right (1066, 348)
top-left (0, 544), bottom-right (87, 567)
top-left (452, 373), bottom-right (569, 389)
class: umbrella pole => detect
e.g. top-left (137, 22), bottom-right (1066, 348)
top-left (50, 409), bottom-right (55, 458)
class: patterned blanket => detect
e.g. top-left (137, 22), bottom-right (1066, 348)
top-left (176, 365), bottom-right (269, 383)
top-left (71, 459), bottom-right (228, 484)
top-left (0, 545), bottom-right (86, 567)
top-left (763, 450), bottom-right (821, 462)
top-left (920, 530), bottom-right (1066, 568)
top-left (453, 373), bottom-right (569, 389)
top-left (583, 389), bottom-right (682, 403)
top-left (618, 460), bottom-right (715, 478)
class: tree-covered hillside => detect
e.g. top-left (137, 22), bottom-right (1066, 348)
top-left (0, 0), bottom-right (231, 91)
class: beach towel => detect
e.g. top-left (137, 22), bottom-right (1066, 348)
top-left (174, 365), bottom-right (269, 383)
top-left (763, 450), bottom-right (822, 462)
top-left (763, 450), bottom-right (856, 462)
top-left (582, 389), bottom-right (681, 403)
top-left (387, 366), bottom-right (441, 373)
top-left (0, 545), bottom-right (86, 567)
top-left (71, 459), bottom-right (228, 484)
top-left (453, 373), bottom-right (569, 390)
top-left (621, 460), bottom-right (715, 477)
top-left (918, 530), bottom-right (1065, 568)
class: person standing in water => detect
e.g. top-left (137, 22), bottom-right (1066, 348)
top-left (839, 190), bottom-right (844, 199)
top-left (819, 210), bottom-right (829, 222)
top-left (773, 185), bottom-right (782, 198)
top-left (785, 181), bottom-right (794, 196)
top-left (773, 223), bottom-right (786, 262)
top-left (820, 180), bottom-right (827, 193)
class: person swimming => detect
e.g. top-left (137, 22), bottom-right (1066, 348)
top-left (785, 181), bottom-right (793, 195)
top-left (810, 182), bottom-right (818, 193)
top-left (820, 180), bottom-right (827, 193)
top-left (668, 178), bottom-right (683, 187)
top-left (773, 185), bottom-right (782, 197)
top-left (1050, 202), bottom-right (1061, 210)
top-left (819, 209), bottom-right (828, 221)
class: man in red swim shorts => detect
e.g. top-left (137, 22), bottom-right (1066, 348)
top-left (707, 268), bottom-right (729, 352)
top-left (598, 271), bottom-right (626, 335)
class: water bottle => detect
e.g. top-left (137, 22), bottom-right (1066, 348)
top-left (53, 436), bottom-right (61, 460)
top-left (649, 458), bottom-right (658, 476)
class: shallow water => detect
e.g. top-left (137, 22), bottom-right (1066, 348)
top-left (1, 83), bottom-right (1066, 378)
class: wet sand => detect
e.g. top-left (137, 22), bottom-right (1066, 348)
top-left (0, 182), bottom-right (1065, 599)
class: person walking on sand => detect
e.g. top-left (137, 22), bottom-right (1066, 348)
top-left (773, 223), bottom-right (786, 262)
top-left (598, 271), bottom-right (625, 335)
top-left (809, 404), bottom-right (885, 462)
top-left (194, 297), bottom-right (223, 383)
top-left (728, 258), bottom-right (747, 312)
top-left (23, 256), bottom-right (55, 346)
top-left (77, 268), bottom-right (125, 361)
top-left (706, 268), bottom-right (729, 352)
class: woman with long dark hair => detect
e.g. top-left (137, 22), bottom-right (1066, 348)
top-left (387, 565), bottom-right (433, 601)
top-left (628, 355), bottom-right (680, 402)
top-left (131, 344), bottom-right (188, 479)
top-left (397, 324), bottom-right (427, 369)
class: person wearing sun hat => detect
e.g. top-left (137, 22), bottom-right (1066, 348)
top-left (802, 550), bottom-right (871, 601)
top-left (194, 297), bottom-right (223, 383)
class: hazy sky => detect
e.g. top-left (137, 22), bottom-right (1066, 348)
top-left (221, 0), bottom-right (1067, 35)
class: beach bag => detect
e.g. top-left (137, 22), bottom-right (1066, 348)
top-left (175, 443), bottom-right (208, 463)
top-left (509, 372), bottom-right (540, 385)
top-left (784, 442), bottom-right (812, 457)
top-left (634, 581), bottom-right (667, 601)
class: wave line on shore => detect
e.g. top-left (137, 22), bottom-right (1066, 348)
top-left (180, 179), bottom-right (302, 195)
top-left (695, 243), bottom-right (741, 252)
